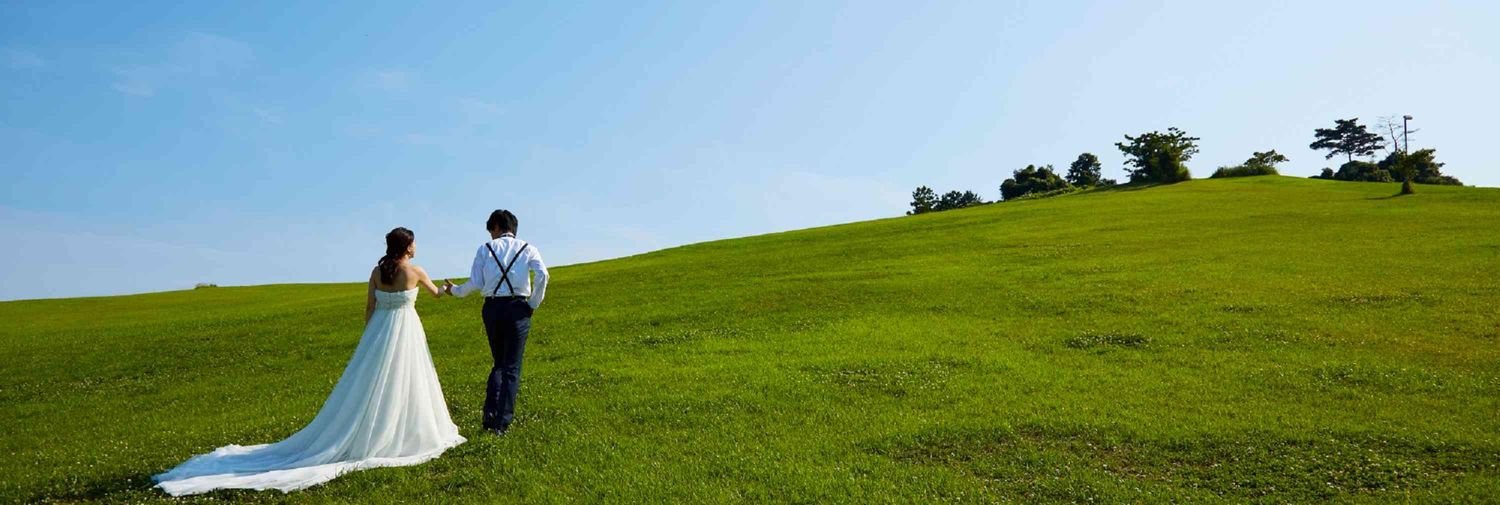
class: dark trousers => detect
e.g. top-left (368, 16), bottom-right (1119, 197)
top-left (481, 298), bottom-right (532, 429)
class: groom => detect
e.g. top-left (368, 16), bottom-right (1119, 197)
top-left (444, 209), bottom-right (550, 435)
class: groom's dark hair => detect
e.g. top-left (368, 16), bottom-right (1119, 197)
top-left (487, 209), bottom-right (518, 234)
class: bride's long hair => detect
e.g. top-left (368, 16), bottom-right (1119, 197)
top-left (377, 227), bottom-right (414, 285)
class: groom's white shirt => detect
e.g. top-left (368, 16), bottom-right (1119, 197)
top-left (450, 233), bottom-right (549, 309)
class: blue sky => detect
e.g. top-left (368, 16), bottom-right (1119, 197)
top-left (3, 1), bottom-right (1497, 300)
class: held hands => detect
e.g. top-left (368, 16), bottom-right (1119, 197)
top-left (442, 279), bottom-right (455, 296)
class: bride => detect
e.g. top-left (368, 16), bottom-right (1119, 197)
top-left (154, 227), bottom-right (466, 496)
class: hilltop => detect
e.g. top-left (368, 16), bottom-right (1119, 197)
top-left (2, 176), bottom-right (1497, 503)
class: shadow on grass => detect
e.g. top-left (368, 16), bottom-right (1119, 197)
top-left (26, 470), bottom-right (160, 503)
top-left (802, 357), bottom-right (974, 397)
top-left (867, 422), bottom-right (1500, 503)
top-left (1063, 331), bottom-right (1150, 351)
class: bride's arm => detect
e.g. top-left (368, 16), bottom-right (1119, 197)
top-left (413, 265), bottom-right (444, 299)
top-left (365, 268), bottom-right (378, 323)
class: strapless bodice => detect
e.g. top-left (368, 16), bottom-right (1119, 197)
top-left (374, 288), bottom-right (418, 309)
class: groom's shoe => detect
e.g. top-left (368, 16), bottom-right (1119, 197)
top-left (488, 425), bottom-right (509, 437)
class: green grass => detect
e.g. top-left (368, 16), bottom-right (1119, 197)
top-left (2, 176), bottom-right (1498, 503)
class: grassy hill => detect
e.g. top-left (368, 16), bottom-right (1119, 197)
top-left (2, 176), bottom-right (1497, 503)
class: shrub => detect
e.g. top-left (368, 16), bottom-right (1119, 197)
top-left (1333, 160), bottom-right (1393, 182)
top-left (1215, 149), bottom-right (1286, 178)
top-left (1000, 165), bottom-right (1070, 201)
top-left (1211, 164), bottom-right (1280, 178)
top-left (1415, 174), bottom-right (1463, 186)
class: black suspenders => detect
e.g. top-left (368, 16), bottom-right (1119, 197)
top-left (485, 241), bottom-right (529, 297)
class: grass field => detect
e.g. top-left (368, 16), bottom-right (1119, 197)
top-left (2, 176), bottom-right (1498, 503)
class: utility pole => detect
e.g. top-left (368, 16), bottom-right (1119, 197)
top-left (1402, 115), bottom-right (1412, 154)
top-left (1399, 115), bottom-right (1416, 195)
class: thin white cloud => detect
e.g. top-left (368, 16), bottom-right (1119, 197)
top-left (342, 123), bottom-right (383, 138)
top-left (175, 31), bottom-right (252, 76)
top-left (251, 106), bottom-right (283, 124)
top-left (362, 69), bottom-right (414, 92)
top-left (211, 94), bottom-right (286, 126)
top-left (4, 48), bottom-right (44, 69)
top-left (109, 65), bottom-right (158, 96)
top-left (105, 31), bottom-right (252, 97)
top-left (455, 97), bottom-right (504, 116)
top-left (369, 97), bottom-right (510, 149)
top-left (399, 132), bottom-right (446, 145)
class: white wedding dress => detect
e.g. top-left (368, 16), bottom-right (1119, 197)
top-left (154, 287), bottom-right (466, 496)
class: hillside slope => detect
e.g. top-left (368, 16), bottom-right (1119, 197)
top-left (2, 176), bottom-right (1498, 503)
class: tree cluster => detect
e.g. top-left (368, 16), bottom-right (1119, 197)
top-left (1306, 117), bottom-right (1462, 190)
top-left (908, 126), bottom-right (1201, 212)
top-left (903, 115), bottom-right (1467, 216)
top-left (996, 151), bottom-right (1127, 202)
top-left (999, 152), bottom-right (1126, 201)
top-left (907, 186), bottom-right (985, 215)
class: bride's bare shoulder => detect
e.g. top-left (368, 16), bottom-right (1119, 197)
top-left (403, 263), bottom-right (430, 278)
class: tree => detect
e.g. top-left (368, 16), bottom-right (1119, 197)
top-left (939, 191), bottom-right (966, 211)
top-left (1381, 151), bottom-right (1420, 194)
top-left (1310, 118), bottom-right (1385, 163)
top-left (1245, 150), bottom-right (1288, 169)
top-left (1116, 127), bottom-right (1198, 183)
top-left (1379, 148), bottom-right (1462, 191)
top-left (908, 186), bottom-right (936, 215)
top-left (1213, 149), bottom-right (1289, 178)
top-left (1405, 149), bottom-right (1462, 186)
top-left (1375, 116), bottom-right (1401, 153)
top-left (1310, 167), bottom-right (1335, 180)
top-left (933, 190), bottom-right (984, 210)
top-left (1065, 153), bottom-right (1103, 187)
top-left (1000, 164), bottom-right (1070, 200)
